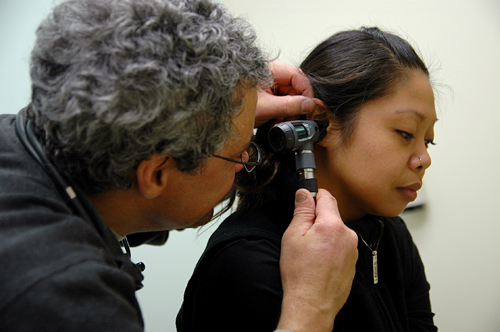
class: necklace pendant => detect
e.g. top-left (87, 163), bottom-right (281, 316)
top-left (372, 250), bottom-right (379, 284)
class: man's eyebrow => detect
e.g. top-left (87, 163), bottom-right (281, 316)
top-left (394, 109), bottom-right (439, 123)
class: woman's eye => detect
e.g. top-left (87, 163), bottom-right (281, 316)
top-left (397, 130), bottom-right (435, 148)
top-left (425, 140), bottom-right (436, 148)
top-left (397, 130), bottom-right (415, 141)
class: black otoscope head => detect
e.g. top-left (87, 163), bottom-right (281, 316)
top-left (268, 120), bottom-right (326, 153)
top-left (268, 120), bottom-right (326, 196)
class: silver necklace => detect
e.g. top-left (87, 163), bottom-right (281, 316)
top-left (357, 232), bottom-right (381, 284)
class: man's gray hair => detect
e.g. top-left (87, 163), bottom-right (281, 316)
top-left (27, 0), bottom-right (271, 194)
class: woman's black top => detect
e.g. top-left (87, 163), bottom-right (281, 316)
top-left (177, 194), bottom-right (437, 332)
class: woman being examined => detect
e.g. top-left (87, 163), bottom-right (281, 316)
top-left (177, 27), bottom-right (438, 332)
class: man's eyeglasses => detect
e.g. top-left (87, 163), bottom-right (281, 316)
top-left (213, 141), bottom-right (262, 173)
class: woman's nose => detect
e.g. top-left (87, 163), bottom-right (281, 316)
top-left (411, 152), bottom-right (431, 171)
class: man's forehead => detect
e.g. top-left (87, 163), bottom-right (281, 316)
top-left (231, 88), bottom-right (257, 149)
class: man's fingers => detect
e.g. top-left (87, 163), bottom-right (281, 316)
top-left (255, 91), bottom-right (317, 127)
top-left (269, 62), bottom-right (314, 97)
top-left (260, 91), bottom-right (315, 115)
top-left (280, 187), bottom-right (359, 328)
top-left (254, 62), bottom-right (328, 127)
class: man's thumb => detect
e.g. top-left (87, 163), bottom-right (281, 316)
top-left (290, 189), bottom-right (316, 231)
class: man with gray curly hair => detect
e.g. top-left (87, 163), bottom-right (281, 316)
top-left (0, 0), bottom-right (358, 331)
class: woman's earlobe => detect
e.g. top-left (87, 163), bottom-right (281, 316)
top-left (303, 100), bottom-right (336, 148)
top-left (317, 118), bottom-right (341, 148)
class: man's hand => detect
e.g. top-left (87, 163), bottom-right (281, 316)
top-left (255, 62), bottom-right (322, 127)
top-left (277, 189), bottom-right (358, 332)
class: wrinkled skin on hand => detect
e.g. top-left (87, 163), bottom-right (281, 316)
top-left (255, 62), bottom-right (324, 128)
top-left (277, 189), bottom-right (358, 332)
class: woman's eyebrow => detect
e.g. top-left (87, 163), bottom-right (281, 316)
top-left (394, 109), bottom-right (439, 123)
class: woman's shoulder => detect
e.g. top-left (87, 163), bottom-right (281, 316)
top-left (206, 202), bottom-right (291, 251)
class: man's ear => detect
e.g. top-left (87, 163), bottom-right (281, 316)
top-left (136, 154), bottom-right (174, 199)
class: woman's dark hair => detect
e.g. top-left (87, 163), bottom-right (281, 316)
top-left (229, 27), bottom-right (430, 215)
top-left (301, 26), bottom-right (428, 142)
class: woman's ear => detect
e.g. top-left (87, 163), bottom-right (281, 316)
top-left (305, 99), bottom-right (333, 148)
top-left (305, 98), bottom-right (329, 122)
top-left (136, 154), bottom-right (174, 199)
top-left (304, 98), bottom-right (324, 116)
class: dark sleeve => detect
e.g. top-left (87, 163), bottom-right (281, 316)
top-left (0, 260), bottom-right (144, 332)
top-left (398, 220), bottom-right (437, 332)
top-left (179, 238), bottom-right (283, 332)
top-left (0, 119), bottom-right (145, 331)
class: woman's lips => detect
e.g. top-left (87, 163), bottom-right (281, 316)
top-left (398, 188), bottom-right (418, 201)
top-left (397, 183), bottom-right (421, 202)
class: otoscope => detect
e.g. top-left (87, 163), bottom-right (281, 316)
top-left (268, 120), bottom-right (326, 197)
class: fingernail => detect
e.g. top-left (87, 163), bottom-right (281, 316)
top-left (295, 191), bottom-right (308, 204)
top-left (301, 99), bottom-right (314, 113)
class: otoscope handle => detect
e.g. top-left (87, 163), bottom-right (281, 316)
top-left (298, 177), bottom-right (318, 197)
top-left (295, 150), bottom-right (318, 196)
top-left (294, 148), bottom-right (316, 170)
